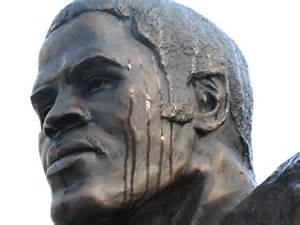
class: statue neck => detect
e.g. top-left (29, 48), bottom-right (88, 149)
top-left (129, 158), bottom-right (252, 225)
top-left (129, 171), bottom-right (205, 225)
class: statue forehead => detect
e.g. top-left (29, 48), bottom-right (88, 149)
top-left (37, 12), bottom-right (156, 86)
top-left (39, 13), bottom-right (128, 67)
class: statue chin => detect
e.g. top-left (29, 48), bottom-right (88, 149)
top-left (51, 185), bottom-right (127, 225)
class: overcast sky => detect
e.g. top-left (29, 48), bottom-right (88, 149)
top-left (0, 1), bottom-right (299, 224)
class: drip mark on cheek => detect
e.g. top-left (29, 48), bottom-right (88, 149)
top-left (122, 90), bottom-right (135, 203)
top-left (156, 131), bottom-right (165, 189)
top-left (122, 89), bottom-right (135, 203)
top-left (157, 123), bottom-right (165, 190)
top-left (146, 118), bottom-right (151, 192)
top-left (128, 89), bottom-right (137, 202)
top-left (169, 123), bottom-right (173, 177)
top-left (122, 129), bottom-right (129, 203)
top-left (145, 93), bottom-right (151, 192)
top-left (156, 89), bottom-right (166, 190)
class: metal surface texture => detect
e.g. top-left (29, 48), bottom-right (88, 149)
top-left (31, 1), bottom-right (299, 224)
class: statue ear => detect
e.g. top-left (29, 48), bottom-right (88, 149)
top-left (190, 73), bottom-right (229, 133)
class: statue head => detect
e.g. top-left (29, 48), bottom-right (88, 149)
top-left (31, 0), bottom-right (255, 224)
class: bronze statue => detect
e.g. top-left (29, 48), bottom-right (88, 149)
top-left (31, 0), bottom-right (300, 224)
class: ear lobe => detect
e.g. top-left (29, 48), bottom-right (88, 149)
top-left (190, 73), bottom-right (229, 133)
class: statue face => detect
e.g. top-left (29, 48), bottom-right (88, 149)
top-left (31, 12), bottom-right (189, 221)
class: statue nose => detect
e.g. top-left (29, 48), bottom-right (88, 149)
top-left (43, 106), bottom-right (90, 139)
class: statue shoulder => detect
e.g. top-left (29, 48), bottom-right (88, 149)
top-left (221, 153), bottom-right (300, 225)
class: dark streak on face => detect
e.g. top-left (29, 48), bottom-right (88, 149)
top-left (169, 123), bottom-right (173, 177)
top-left (122, 90), bottom-right (137, 204)
top-left (156, 90), bottom-right (165, 190)
top-left (145, 104), bottom-right (151, 192)
top-left (157, 121), bottom-right (164, 190)
top-left (128, 91), bottom-right (137, 202)
top-left (122, 123), bottom-right (129, 203)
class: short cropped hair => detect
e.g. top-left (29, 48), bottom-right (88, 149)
top-left (46, 0), bottom-right (253, 170)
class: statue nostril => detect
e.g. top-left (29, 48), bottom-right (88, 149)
top-left (43, 113), bottom-right (88, 139)
top-left (62, 113), bottom-right (87, 128)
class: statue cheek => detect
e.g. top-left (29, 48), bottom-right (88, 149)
top-left (39, 131), bottom-right (50, 172)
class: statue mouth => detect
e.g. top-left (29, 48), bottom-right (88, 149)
top-left (46, 138), bottom-right (106, 176)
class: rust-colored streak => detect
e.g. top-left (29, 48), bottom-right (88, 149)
top-left (128, 94), bottom-right (137, 201)
top-left (122, 128), bottom-right (129, 202)
top-left (157, 122), bottom-right (164, 189)
top-left (146, 117), bottom-right (151, 191)
top-left (169, 123), bottom-right (173, 177)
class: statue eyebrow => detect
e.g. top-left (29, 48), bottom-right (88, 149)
top-left (31, 55), bottom-right (125, 100)
top-left (69, 54), bottom-right (125, 80)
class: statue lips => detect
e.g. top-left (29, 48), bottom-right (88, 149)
top-left (46, 138), bottom-right (106, 177)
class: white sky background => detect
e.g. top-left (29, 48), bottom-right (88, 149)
top-left (0, 0), bottom-right (299, 224)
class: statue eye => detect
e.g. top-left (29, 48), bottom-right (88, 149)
top-left (86, 77), bottom-right (117, 94)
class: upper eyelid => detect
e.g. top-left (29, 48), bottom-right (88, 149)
top-left (85, 72), bottom-right (121, 81)
top-left (69, 65), bottom-right (124, 84)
